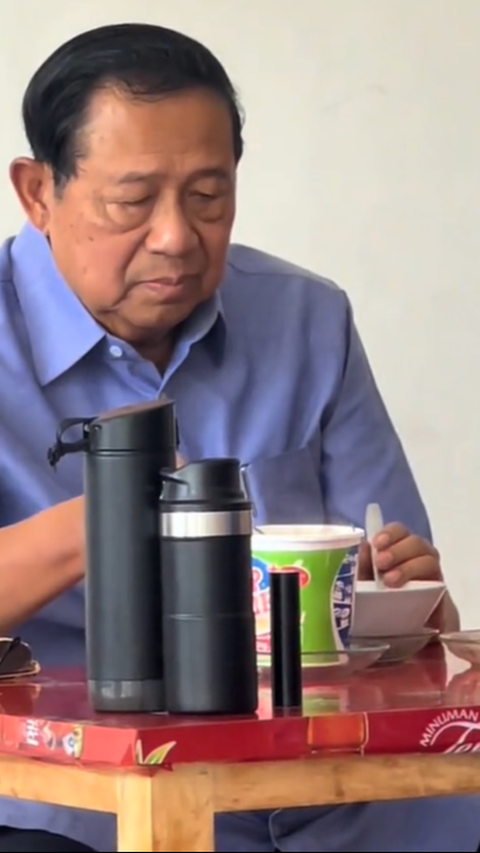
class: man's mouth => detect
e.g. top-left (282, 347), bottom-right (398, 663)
top-left (137, 272), bottom-right (199, 286)
top-left (134, 274), bottom-right (199, 303)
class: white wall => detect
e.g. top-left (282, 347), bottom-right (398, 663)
top-left (1, 0), bottom-right (479, 624)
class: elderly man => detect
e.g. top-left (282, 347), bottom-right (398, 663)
top-left (0, 21), bottom-right (475, 853)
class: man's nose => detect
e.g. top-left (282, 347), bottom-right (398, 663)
top-left (145, 198), bottom-right (199, 256)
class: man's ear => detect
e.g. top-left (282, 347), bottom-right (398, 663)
top-left (9, 158), bottom-right (54, 235)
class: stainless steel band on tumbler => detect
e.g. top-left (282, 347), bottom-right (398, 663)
top-left (160, 509), bottom-right (252, 539)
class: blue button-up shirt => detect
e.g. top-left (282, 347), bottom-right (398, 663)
top-left (0, 224), bottom-right (434, 851)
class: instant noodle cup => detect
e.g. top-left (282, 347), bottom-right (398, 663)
top-left (252, 524), bottom-right (363, 666)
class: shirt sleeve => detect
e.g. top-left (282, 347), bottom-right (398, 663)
top-left (320, 294), bottom-right (432, 541)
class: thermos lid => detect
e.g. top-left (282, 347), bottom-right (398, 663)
top-left (160, 458), bottom-right (250, 511)
top-left (86, 397), bottom-right (177, 453)
top-left (47, 396), bottom-right (177, 465)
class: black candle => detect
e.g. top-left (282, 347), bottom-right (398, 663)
top-left (269, 569), bottom-right (302, 710)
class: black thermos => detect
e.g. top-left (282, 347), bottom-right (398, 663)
top-left (160, 458), bottom-right (258, 715)
top-left (48, 397), bottom-right (177, 713)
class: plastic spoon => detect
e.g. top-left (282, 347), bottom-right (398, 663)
top-left (365, 503), bottom-right (385, 590)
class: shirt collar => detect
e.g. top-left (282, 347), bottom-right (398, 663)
top-left (12, 223), bottom-right (225, 386)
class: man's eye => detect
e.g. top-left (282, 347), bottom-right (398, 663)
top-left (192, 192), bottom-right (218, 201)
top-left (119, 197), bottom-right (152, 207)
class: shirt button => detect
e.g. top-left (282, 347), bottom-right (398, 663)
top-left (109, 345), bottom-right (123, 359)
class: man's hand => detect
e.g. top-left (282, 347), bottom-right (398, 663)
top-left (358, 522), bottom-right (460, 633)
top-left (359, 522), bottom-right (441, 586)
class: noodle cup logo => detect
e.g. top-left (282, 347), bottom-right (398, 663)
top-left (252, 560), bottom-right (310, 641)
top-left (252, 559), bottom-right (270, 637)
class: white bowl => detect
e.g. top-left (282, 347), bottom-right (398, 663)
top-left (352, 580), bottom-right (446, 638)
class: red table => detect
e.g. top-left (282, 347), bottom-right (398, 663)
top-left (1, 645), bottom-right (480, 851)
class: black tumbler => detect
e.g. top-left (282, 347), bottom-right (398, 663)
top-left (159, 458), bottom-right (258, 715)
top-left (48, 397), bottom-right (177, 713)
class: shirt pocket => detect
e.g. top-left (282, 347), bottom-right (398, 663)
top-left (242, 446), bottom-right (324, 524)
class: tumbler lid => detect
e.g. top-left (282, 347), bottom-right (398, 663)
top-left (160, 458), bottom-right (250, 511)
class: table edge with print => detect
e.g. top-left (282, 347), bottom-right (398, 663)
top-left (0, 647), bottom-right (473, 768)
top-left (0, 751), bottom-right (479, 851)
top-left (0, 650), bottom-right (478, 850)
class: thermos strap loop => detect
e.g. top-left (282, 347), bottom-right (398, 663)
top-left (47, 417), bottom-right (94, 467)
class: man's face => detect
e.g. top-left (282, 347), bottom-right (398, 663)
top-left (11, 88), bottom-right (237, 352)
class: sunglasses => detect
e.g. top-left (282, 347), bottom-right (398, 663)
top-left (0, 637), bottom-right (38, 678)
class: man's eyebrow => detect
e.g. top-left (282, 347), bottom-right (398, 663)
top-left (113, 167), bottom-right (231, 186)
top-left (114, 170), bottom-right (157, 185)
top-left (188, 167), bottom-right (231, 182)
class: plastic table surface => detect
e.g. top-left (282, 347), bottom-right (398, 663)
top-left (1, 644), bottom-right (480, 851)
